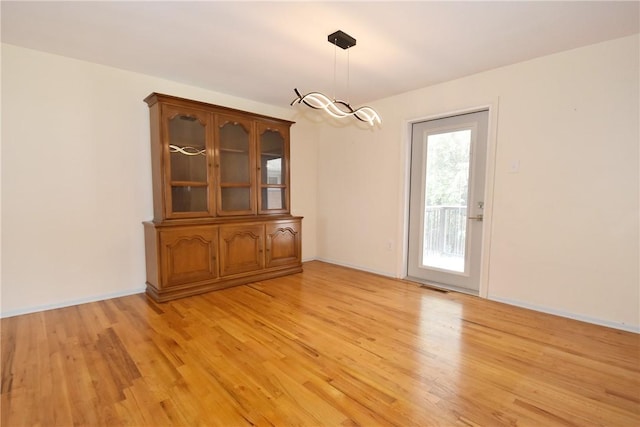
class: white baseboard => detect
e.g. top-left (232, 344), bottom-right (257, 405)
top-left (313, 257), bottom-right (398, 279)
top-left (489, 295), bottom-right (640, 334)
top-left (0, 287), bottom-right (146, 319)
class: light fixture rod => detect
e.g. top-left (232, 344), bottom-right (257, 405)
top-left (333, 38), bottom-right (337, 101)
top-left (347, 47), bottom-right (350, 103)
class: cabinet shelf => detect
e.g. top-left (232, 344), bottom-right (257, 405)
top-left (219, 147), bottom-right (249, 154)
top-left (219, 183), bottom-right (252, 188)
top-left (171, 181), bottom-right (208, 187)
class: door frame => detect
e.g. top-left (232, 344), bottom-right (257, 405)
top-left (398, 99), bottom-right (500, 298)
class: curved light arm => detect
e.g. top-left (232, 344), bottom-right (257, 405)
top-left (291, 88), bottom-right (381, 126)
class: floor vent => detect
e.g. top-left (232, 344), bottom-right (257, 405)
top-left (418, 284), bottom-right (449, 293)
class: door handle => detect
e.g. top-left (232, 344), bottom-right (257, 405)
top-left (468, 215), bottom-right (483, 221)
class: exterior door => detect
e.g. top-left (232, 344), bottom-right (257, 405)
top-left (407, 110), bottom-right (488, 293)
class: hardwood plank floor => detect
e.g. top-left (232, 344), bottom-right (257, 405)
top-left (2, 261), bottom-right (639, 426)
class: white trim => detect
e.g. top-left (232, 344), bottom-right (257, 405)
top-left (0, 287), bottom-right (146, 319)
top-left (479, 98), bottom-right (500, 299)
top-left (489, 295), bottom-right (640, 333)
top-left (398, 118), bottom-right (413, 279)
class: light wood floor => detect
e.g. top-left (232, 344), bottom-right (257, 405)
top-left (2, 261), bottom-right (639, 426)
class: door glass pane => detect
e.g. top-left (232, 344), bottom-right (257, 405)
top-left (260, 131), bottom-right (285, 184)
top-left (219, 123), bottom-right (250, 183)
top-left (261, 188), bottom-right (285, 210)
top-left (221, 187), bottom-right (251, 211)
top-left (172, 186), bottom-right (208, 212)
top-left (168, 115), bottom-right (207, 182)
top-left (422, 130), bottom-right (471, 272)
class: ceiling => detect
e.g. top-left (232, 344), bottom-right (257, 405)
top-left (2, 1), bottom-right (638, 107)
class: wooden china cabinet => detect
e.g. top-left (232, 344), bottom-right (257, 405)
top-left (143, 93), bottom-right (302, 302)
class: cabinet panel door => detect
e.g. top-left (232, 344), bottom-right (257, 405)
top-left (219, 224), bottom-right (264, 276)
top-left (266, 221), bottom-right (301, 268)
top-left (160, 227), bottom-right (218, 287)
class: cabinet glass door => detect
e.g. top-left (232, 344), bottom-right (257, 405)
top-left (165, 107), bottom-right (212, 217)
top-left (258, 125), bottom-right (288, 213)
top-left (217, 116), bottom-right (255, 215)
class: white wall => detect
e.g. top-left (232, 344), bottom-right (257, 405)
top-left (316, 34), bottom-right (639, 331)
top-left (1, 44), bottom-right (318, 316)
top-left (3, 35), bottom-right (638, 332)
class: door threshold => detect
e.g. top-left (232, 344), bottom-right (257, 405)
top-left (404, 276), bottom-right (479, 296)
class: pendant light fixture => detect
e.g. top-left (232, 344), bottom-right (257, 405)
top-left (291, 30), bottom-right (381, 126)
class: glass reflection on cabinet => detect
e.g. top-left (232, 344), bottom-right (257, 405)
top-left (262, 188), bottom-right (285, 210)
top-left (219, 122), bottom-right (250, 184)
top-left (260, 129), bottom-right (286, 211)
top-left (172, 186), bottom-right (208, 212)
top-left (221, 187), bottom-right (251, 211)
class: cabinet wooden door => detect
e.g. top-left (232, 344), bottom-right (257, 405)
top-left (160, 227), bottom-right (218, 287)
top-left (219, 224), bottom-right (264, 276)
top-left (215, 114), bottom-right (256, 216)
top-left (161, 105), bottom-right (214, 219)
top-left (265, 221), bottom-right (301, 268)
top-left (257, 121), bottom-right (290, 214)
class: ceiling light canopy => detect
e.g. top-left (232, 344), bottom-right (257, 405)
top-left (291, 30), bottom-right (381, 127)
